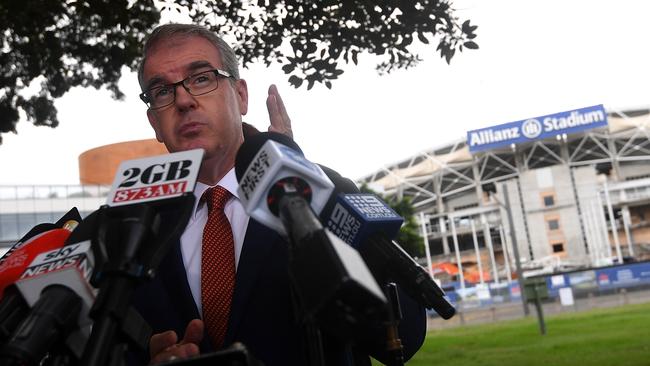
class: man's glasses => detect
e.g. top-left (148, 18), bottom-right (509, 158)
top-left (139, 69), bottom-right (233, 110)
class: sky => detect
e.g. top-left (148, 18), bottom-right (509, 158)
top-left (1, 0), bottom-right (649, 186)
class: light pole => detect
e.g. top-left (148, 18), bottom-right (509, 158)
top-left (485, 182), bottom-right (530, 316)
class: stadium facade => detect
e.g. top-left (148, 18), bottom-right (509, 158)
top-left (359, 106), bottom-right (650, 285)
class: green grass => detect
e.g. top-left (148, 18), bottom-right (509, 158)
top-left (377, 302), bottom-right (650, 366)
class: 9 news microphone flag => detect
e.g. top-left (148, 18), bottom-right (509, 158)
top-left (320, 192), bottom-right (455, 319)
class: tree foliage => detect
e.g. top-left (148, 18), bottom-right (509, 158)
top-left (0, 0), bottom-right (158, 143)
top-left (1, 0), bottom-right (477, 143)
top-left (182, 0), bottom-right (479, 89)
top-left (360, 184), bottom-right (425, 258)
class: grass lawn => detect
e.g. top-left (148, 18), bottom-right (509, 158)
top-left (376, 301), bottom-right (650, 366)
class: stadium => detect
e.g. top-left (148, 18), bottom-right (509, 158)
top-left (359, 105), bottom-right (650, 291)
top-left (2, 105), bottom-right (650, 303)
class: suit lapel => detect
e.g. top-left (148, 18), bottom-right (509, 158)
top-left (223, 219), bottom-right (280, 344)
top-left (154, 210), bottom-right (215, 349)
top-left (158, 236), bottom-right (201, 322)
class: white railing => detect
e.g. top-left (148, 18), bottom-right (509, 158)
top-left (0, 185), bottom-right (110, 201)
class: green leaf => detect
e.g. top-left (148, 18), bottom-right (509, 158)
top-left (444, 48), bottom-right (455, 64)
top-left (463, 41), bottom-right (479, 49)
top-left (462, 19), bottom-right (471, 32)
top-left (0, 0), bottom-right (480, 141)
top-left (288, 75), bottom-right (303, 88)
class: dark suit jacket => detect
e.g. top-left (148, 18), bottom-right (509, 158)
top-left (128, 168), bottom-right (427, 365)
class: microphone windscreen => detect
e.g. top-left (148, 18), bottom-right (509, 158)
top-left (64, 210), bottom-right (99, 246)
top-left (319, 165), bottom-right (361, 222)
top-left (9, 224), bottom-right (58, 250)
top-left (54, 207), bottom-right (82, 228)
top-left (235, 132), bottom-right (303, 182)
top-left (0, 229), bottom-right (72, 297)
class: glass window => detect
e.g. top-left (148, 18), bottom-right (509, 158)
top-left (552, 243), bottom-right (564, 253)
top-left (17, 213), bottom-right (38, 239)
top-left (548, 219), bottom-right (560, 230)
top-left (0, 214), bottom-right (19, 242)
top-left (543, 195), bottom-right (555, 207)
top-left (35, 212), bottom-right (54, 224)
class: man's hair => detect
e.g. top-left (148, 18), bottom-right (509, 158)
top-left (137, 23), bottom-right (240, 90)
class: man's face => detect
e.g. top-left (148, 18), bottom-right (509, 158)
top-left (142, 35), bottom-right (248, 164)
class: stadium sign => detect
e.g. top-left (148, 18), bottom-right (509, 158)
top-left (467, 104), bottom-right (608, 153)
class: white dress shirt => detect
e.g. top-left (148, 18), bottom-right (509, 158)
top-left (180, 168), bottom-right (250, 315)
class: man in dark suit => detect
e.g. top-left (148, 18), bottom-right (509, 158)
top-left (131, 23), bottom-right (426, 365)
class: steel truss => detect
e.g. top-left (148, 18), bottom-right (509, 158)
top-left (359, 109), bottom-right (650, 280)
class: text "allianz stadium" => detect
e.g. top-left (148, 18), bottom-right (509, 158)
top-left (469, 109), bottom-right (606, 147)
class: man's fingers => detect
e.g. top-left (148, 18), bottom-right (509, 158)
top-left (182, 319), bottom-right (204, 345)
top-left (266, 84), bottom-right (292, 138)
top-left (149, 330), bottom-right (178, 360)
top-left (269, 84), bottom-right (290, 122)
top-left (266, 93), bottom-right (280, 125)
top-left (150, 343), bottom-right (200, 365)
top-left (148, 320), bottom-right (204, 365)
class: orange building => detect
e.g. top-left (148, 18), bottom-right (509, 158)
top-left (78, 139), bottom-right (167, 185)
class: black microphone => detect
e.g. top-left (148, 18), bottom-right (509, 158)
top-left (319, 180), bottom-right (456, 319)
top-left (0, 232), bottom-right (92, 366)
top-left (235, 132), bottom-right (388, 337)
top-left (0, 207), bottom-right (81, 297)
top-left (0, 208), bottom-right (82, 344)
top-left (80, 148), bottom-right (204, 366)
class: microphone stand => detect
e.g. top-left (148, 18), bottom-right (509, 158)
top-left (279, 190), bottom-right (326, 366)
top-left (274, 181), bottom-right (390, 366)
top-left (384, 283), bottom-right (404, 366)
top-left (81, 203), bottom-right (155, 366)
top-left (81, 194), bottom-right (195, 366)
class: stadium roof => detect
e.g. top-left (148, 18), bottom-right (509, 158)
top-left (364, 109), bottom-right (650, 191)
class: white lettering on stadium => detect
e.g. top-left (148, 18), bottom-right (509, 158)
top-left (543, 110), bottom-right (606, 132)
top-left (469, 127), bottom-right (520, 147)
top-left (469, 109), bottom-right (606, 147)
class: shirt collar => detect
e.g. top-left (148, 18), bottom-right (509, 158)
top-left (192, 168), bottom-right (240, 217)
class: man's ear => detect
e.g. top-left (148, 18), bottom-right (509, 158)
top-left (147, 109), bottom-right (163, 143)
top-left (235, 79), bottom-right (249, 116)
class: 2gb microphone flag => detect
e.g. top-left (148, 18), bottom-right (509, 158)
top-left (106, 149), bottom-right (204, 206)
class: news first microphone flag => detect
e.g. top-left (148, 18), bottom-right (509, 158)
top-left (235, 132), bottom-right (388, 335)
top-left (236, 137), bottom-right (334, 236)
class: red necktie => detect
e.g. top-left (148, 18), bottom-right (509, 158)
top-left (201, 186), bottom-right (235, 348)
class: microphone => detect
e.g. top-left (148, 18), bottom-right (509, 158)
top-left (0, 226), bottom-right (77, 297)
top-left (0, 208), bottom-right (81, 342)
top-left (0, 238), bottom-right (95, 366)
top-left (80, 148), bottom-right (203, 366)
top-left (235, 131), bottom-right (335, 236)
top-left (235, 132), bottom-right (388, 336)
top-left (320, 182), bottom-right (456, 319)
